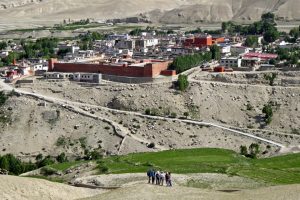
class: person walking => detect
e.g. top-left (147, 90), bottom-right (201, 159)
top-left (160, 171), bottom-right (166, 186)
top-left (155, 170), bottom-right (161, 185)
top-left (151, 169), bottom-right (156, 184)
top-left (168, 172), bottom-right (173, 187)
top-left (166, 172), bottom-right (170, 187)
top-left (147, 169), bottom-right (152, 184)
top-left (165, 172), bottom-right (170, 186)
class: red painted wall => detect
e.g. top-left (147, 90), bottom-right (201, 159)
top-left (51, 61), bottom-right (175, 78)
top-left (184, 36), bottom-right (213, 48)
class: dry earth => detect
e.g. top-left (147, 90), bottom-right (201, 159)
top-left (81, 183), bottom-right (300, 200)
top-left (0, 175), bottom-right (103, 200)
top-left (1, 70), bottom-right (299, 160)
top-left (1, 174), bottom-right (300, 200)
top-left (0, 0), bottom-right (299, 30)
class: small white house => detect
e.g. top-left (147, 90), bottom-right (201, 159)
top-left (73, 73), bottom-right (102, 83)
top-left (220, 57), bottom-right (242, 68)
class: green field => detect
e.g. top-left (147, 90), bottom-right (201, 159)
top-left (49, 160), bottom-right (89, 171)
top-left (96, 148), bottom-right (300, 185)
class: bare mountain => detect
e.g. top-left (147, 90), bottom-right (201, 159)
top-left (0, 0), bottom-right (299, 30)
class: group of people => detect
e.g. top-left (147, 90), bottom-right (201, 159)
top-left (147, 169), bottom-right (172, 187)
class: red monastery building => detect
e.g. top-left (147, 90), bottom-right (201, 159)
top-left (48, 59), bottom-right (176, 78)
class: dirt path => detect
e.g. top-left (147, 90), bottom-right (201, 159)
top-left (0, 79), bottom-right (286, 149)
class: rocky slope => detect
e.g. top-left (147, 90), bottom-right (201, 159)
top-left (0, 0), bottom-right (299, 30)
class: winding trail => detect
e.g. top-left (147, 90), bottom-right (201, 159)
top-left (0, 79), bottom-right (285, 150)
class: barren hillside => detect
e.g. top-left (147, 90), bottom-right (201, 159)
top-left (1, 70), bottom-right (300, 160)
top-left (0, 175), bottom-right (102, 200)
top-left (0, 0), bottom-right (299, 30)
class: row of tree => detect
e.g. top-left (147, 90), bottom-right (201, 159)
top-left (222, 12), bottom-right (280, 43)
top-left (169, 51), bottom-right (212, 73)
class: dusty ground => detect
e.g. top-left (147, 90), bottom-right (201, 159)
top-left (1, 70), bottom-right (300, 160)
top-left (0, 175), bottom-right (103, 200)
top-left (81, 183), bottom-right (300, 200)
top-left (74, 173), bottom-right (265, 190)
top-left (2, 174), bottom-right (300, 200)
top-left (0, 0), bottom-right (299, 30)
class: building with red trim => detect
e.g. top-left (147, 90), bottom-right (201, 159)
top-left (184, 35), bottom-right (225, 48)
top-left (243, 53), bottom-right (278, 61)
top-left (48, 59), bottom-right (176, 78)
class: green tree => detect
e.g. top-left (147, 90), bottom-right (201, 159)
top-left (264, 73), bottom-right (277, 86)
top-left (0, 91), bottom-right (8, 106)
top-left (210, 45), bottom-right (221, 60)
top-left (261, 12), bottom-right (275, 24)
top-left (0, 41), bottom-right (7, 50)
top-left (262, 104), bottom-right (273, 124)
top-left (145, 108), bottom-right (151, 115)
top-left (37, 156), bottom-right (55, 168)
top-left (245, 36), bottom-right (258, 47)
top-left (249, 143), bottom-right (260, 159)
top-left (0, 156), bottom-right (9, 171)
top-left (184, 112), bottom-right (189, 119)
top-left (290, 55), bottom-right (299, 65)
top-left (240, 145), bottom-right (248, 156)
top-left (263, 28), bottom-right (279, 43)
top-left (56, 153), bottom-right (68, 163)
top-left (170, 52), bottom-right (212, 73)
top-left (177, 74), bottom-right (189, 91)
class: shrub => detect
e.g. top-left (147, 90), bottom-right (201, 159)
top-left (35, 154), bottom-right (43, 161)
top-left (184, 112), bottom-right (189, 118)
top-left (41, 166), bottom-right (58, 176)
top-left (291, 129), bottom-right (300, 135)
top-left (37, 156), bottom-right (55, 168)
top-left (147, 142), bottom-right (156, 149)
top-left (249, 143), bottom-right (260, 159)
top-left (240, 145), bottom-right (248, 156)
top-left (262, 104), bottom-right (273, 124)
top-left (177, 74), bottom-right (189, 91)
top-left (145, 108), bottom-right (151, 115)
top-left (170, 112), bottom-right (177, 118)
top-left (79, 137), bottom-right (87, 149)
top-left (264, 73), bottom-right (277, 86)
top-left (56, 153), bottom-right (68, 163)
top-left (98, 165), bottom-right (109, 173)
top-left (246, 104), bottom-right (253, 111)
top-left (0, 91), bottom-right (8, 106)
top-left (150, 108), bottom-right (160, 116)
top-left (86, 150), bottom-right (103, 160)
top-left (56, 136), bottom-right (66, 146)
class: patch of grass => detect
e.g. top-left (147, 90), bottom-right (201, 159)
top-left (50, 160), bottom-right (89, 171)
top-left (97, 148), bottom-right (300, 185)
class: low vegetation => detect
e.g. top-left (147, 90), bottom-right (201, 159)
top-left (262, 103), bottom-right (273, 125)
top-left (169, 52), bottom-right (211, 73)
top-left (264, 73), bottom-right (277, 86)
top-left (0, 91), bottom-right (8, 106)
top-left (177, 74), bottom-right (189, 91)
top-left (93, 148), bottom-right (300, 185)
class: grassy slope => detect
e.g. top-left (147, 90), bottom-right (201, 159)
top-left (97, 148), bottom-right (300, 185)
top-left (50, 160), bottom-right (89, 171)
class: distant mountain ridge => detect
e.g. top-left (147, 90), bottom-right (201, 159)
top-left (0, 0), bottom-right (299, 29)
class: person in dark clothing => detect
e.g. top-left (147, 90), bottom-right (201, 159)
top-left (155, 171), bottom-right (161, 185)
top-left (151, 169), bottom-right (156, 184)
top-left (147, 169), bottom-right (152, 183)
top-left (168, 172), bottom-right (172, 187)
top-left (165, 172), bottom-right (170, 186)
